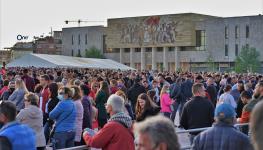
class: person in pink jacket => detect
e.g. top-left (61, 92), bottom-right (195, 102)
top-left (160, 84), bottom-right (173, 118)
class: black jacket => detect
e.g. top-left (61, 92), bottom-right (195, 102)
top-left (206, 85), bottom-right (217, 107)
top-left (180, 96), bottom-right (214, 135)
top-left (136, 106), bottom-right (161, 122)
top-left (44, 97), bottom-right (59, 125)
top-left (181, 79), bottom-right (193, 101)
top-left (127, 83), bottom-right (146, 111)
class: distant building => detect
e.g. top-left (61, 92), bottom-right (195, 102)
top-left (104, 13), bottom-right (263, 72)
top-left (10, 42), bottom-right (34, 60)
top-left (34, 31), bottom-right (62, 55)
top-left (0, 50), bottom-right (12, 66)
top-left (62, 26), bottom-right (105, 57)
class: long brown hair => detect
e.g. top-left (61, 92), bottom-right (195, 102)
top-left (136, 93), bottom-right (158, 118)
top-left (97, 81), bottom-right (110, 98)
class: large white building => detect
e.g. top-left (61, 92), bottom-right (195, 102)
top-left (61, 13), bottom-right (263, 72)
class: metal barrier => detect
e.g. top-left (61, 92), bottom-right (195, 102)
top-left (176, 123), bottom-right (249, 150)
top-left (57, 123), bottom-right (249, 150)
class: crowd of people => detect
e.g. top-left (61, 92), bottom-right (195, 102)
top-left (0, 66), bottom-right (262, 150)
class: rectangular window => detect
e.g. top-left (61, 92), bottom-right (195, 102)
top-left (135, 48), bottom-right (141, 52)
top-left (124, 48), bottom-right (130, 53)
top-left (157, 47), bottom-right (163, 52)
top-left (235, 26), bottom-right (239, 39)
top-left (246, 25), bottom-right (249, 38)
top-left (85, 34), bottom-right (88, 44)
top-left (196, 30), bottom-right (206, 50)
top-left (78, 49), bottom-right (81, 56)
top-left (71, 35), bottom-right (74, 45)
top-left (225, 45), bottom-right (229, 56)
top-left (225, 26), bottom-right (229, 39)
top-left (235, 44), bottom-right (238, 56)
top-left (146, 47), bottom-right (152, 52)
top-left (168, 47), bottom-right (175, 51)
top-left (78, 34), bottom-right (81, 45)
top-left (196, 30), bottom-right (201, 47)
top-left (71, 49), bottom-right (74, 56)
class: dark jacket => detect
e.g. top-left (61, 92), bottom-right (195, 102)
top-left (21, 75), bottom-right (35, 92)
top-left (127, 83), bottom-right (146, 112)
top-left (0, 136), bottom-right (11, 150)
top-left (95, 90), bottom-right (108, 120)
top-left (136, 106), bottom-right (160, 122)
top-left (192, 122), bottom-right (253, 150)
top-left (125, 103), bottom-right (134, 120)
top-left (44, 97), bottom-right (59, 125)
top-left (181, 79), bottom-right (193, 101)
top-left (206, 85), bottom-right (217, 107)
top-left (82, 96), bottom-right (93, 129)
top-left (170, 83), bottom-right (183, 102)
top-left (180, 96), bottom-right (214, 135)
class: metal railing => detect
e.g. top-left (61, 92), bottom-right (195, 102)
top-left (176, 123), bottom-right (249, 150)
top-left (57, 123), bottom-right (249, 150)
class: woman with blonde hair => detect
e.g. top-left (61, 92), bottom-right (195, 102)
top-left (17, 92), bottom-right (46, 150)
top-left (160, 84), bottom-right (173, 118)
top-left (8, 78), bottom-right (29, 112)
top-left (115, 90), bottom-right (134, 120)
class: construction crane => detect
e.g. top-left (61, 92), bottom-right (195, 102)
top-left (65, 19), bottom-right (104, 27)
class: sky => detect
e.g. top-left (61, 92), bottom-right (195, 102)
top-left (0, 0), bottom-right (262, 49)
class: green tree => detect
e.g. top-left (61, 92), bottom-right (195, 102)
top-left (85, 46), bottom-right (104, 58)
top-left (234, 46), bottom-right (261, 73)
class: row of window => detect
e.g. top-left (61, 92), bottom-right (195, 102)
top-left (71, 49), bottom-right (81, 56)
top-left (225, 25), bottom-right (249, 39)
top-left (71, 34), bottom-right (88, 45)
top-left (224, 44), bottom-right (249, 57)
top-left (107, 47), bottom-right (176, 53)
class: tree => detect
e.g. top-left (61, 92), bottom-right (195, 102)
top-left (85, 46), bottom-right (104, 58)
top-left (234, 46), bottom-right (261, 73)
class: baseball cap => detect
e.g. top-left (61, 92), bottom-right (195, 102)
top-left (215, 104), bottom-right (236, 119)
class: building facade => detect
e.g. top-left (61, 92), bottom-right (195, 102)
top-left (34, 35), bottom-right (62, 55)
top-left (0, 50), bottom-right (12, 66)
top-left (103, 13), bottom-right (263, 72)
top-left (62, 26), bottom-right (105, 57)
top-left (10, 42), bottom-right (34, 60)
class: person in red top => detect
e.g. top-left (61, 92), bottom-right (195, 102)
top-left (110, 79), bottom-right (118, 94)
top-left (0, 80), bottom-right (9, 96)
top-left (237, 91), bottom-right (252, 123)
top-left (83, 94), bottom-right (135, 150)
top-left (39, 75), bottom-right (50, 114)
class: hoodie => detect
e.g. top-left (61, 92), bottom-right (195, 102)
top-left (16, 105), bottom-right (46, 147)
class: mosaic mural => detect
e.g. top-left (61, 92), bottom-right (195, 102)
top-left (119, 16), bottom-right (181, 45)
